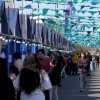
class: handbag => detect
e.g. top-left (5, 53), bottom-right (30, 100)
top-left (40, 70), bottom-right (52, 90)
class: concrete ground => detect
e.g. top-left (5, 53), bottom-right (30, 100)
top-left (52, 66), bottom-right (100, 100)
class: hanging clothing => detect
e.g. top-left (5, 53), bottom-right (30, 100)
top-left (58, 34), bottom-right (60, 48)
top-left (31, 44), bottom-right (36, 54)
top-left (27, 16), bottom-right (32, 39)
top-left (19, 14), bottom-right (27, 39)
top-left (51, 30), bottom-right (54, 46)
top-left (50, 30), bottom-right (53, 46)
top-left (41, 25), bottom-right (45, 44)
top-left (42, 26), bottom-right (48, 45)
top-left (9, 40), bottom-right (15, 55)
top-left (0, 1), bottom-right (4, 15)
top-left (16, 43), bottom-right (21, 53)
top-left (53, 32), bottom-right (56, 46)
top-left (52, 31), bottom-right (55, 46)
top-left (35, 22), bottom-right (43, 43)
top-left (55, 33), bottom-right (58, 47)
top-left (0, 1), bottom-right (4, 34)
top-left (1, 2), bottom-right (8, 34)
top-left (15, 11), bottom-right (22, 37)
top-left (48, 29), bottom-right (51, 45)
top-left (31, 20), bottom-right (36, 40)
top-left (0, 52), bottom-right (6, 59)
top-left (6, 8), bottom-right (18, 36)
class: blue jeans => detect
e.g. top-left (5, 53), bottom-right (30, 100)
top-left (79, 73), bottom-right (86, 90)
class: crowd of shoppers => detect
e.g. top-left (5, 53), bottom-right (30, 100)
top-left (0, 48), bottom-right (99, 100)
top-left (65, 52), bottom-right (92, 76)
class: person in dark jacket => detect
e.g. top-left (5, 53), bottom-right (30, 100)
top-left (0, 58), bottom-right (16, 100)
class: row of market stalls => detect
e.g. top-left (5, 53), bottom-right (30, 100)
top-left (0, 1), bottom-right (76, 59)
top-left (13, 0), bottom-right (100, 49)
top-left (1, 0), bottom-right (99, 58)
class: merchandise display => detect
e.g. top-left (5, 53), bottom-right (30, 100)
top-left (29, 0), bottom-right (100, 48)
top-left (0, 0), bottom-right (100, 55)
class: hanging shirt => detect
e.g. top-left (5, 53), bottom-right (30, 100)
top-left (0, 52), bottom-right (6, 59)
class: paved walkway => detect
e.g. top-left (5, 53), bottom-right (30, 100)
top-left (52, 66), bottom-right (100, 100)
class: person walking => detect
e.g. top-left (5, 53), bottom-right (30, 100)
top-left (72, 53), bottom-right (78, 75)
top-left (36, 49), bottom-right (52, 100)
top-left (78, 52), bottom-right (87, 92)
